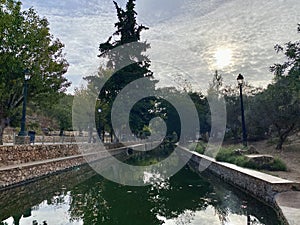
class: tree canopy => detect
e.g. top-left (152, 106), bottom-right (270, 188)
top-left (0, 0), bottom-right (70, 143)
top-left (84, 0), bottom-right (156, 141)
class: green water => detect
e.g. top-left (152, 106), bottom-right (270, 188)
top-left (0, 161), bottom-right (282, 225)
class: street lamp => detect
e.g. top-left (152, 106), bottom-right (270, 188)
top-left (98, 108), bottom-right (102, 141)
top-left (237, 74), bottom-right (247, 147)
top-left (19, 69), bottom-right (30, 136)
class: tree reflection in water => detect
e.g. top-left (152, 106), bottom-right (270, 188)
top-left (0, 152), bottom-right (283, 225)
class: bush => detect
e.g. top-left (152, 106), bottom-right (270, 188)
top-left (188, 142), bottom-right (206, 154)
top-left (215, 146), bottom-right (287, 171)
top-left (216, 147), bottom-right (249, 167)
top-left (268, 158), bottom-right (287, 171)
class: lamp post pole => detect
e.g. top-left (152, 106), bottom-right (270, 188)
top-left (98, 108), bottom-right (102, 141)
top-left (19, 70), bottom-right (30, 136)
top-left (237, 74), bottom-right (247, 147)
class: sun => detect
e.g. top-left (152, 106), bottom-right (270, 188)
top-left (214, 48), bottom-right (233, 69)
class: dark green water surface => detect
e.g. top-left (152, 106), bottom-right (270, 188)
top-left (0, 159), bottom-right (283, 225)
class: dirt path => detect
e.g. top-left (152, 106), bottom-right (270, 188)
top-left (250, 139), bottom-right (300, 182)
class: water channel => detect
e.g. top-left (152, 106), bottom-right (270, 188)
top-left (0, 150), bottom-right (283, 225)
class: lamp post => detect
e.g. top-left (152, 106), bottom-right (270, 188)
top-left (19, 69), bottom-right (30, 136)
top-left (98, 108), bottom-right (102, 141)
top-left (237, 74), bottom-right (247, 147)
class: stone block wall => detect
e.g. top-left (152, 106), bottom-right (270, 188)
top-left (0, 144), bottom-right (80, 167)
top-left (0, 142), bottom-right (137, 189)
top-left (0, 157), bottom-right (86, 188)
top-left (190, 155), bottom-right (297, 204)
top-left (178, 146), bottom-right (299, 205)
top-left (0, 163), bottom-right (96, 221)
top-left (2, 135), bottom-right (85, 144)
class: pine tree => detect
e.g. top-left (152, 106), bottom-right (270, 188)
top-left (97, 0), bottom-right (153, 102)
top-left (85, 0), bottom-right (156, 140)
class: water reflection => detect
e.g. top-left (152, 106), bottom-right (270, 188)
top-left (0, 162), bottom-right (282, 225)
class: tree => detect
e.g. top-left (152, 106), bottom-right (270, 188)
top-left (85, 0), bottom-right (156, 141)
top-left (50, 94), bottom-right (73, 136)
top-left (223, 84), bottom-right (263, 143)
top-left (73, 85), bottom-right (98, 142)
top-left (0, 0), bottom-right (70, 144)
top-left (257, 80), bottom-right (299, 149)
top-left (97, 0), bottom-right (153, 100)
top-left (206, 71), bottom-right (227, 141)
top-left (266, 24), bottom-right (300, 149)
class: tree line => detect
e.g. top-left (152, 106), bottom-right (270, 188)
top-left (0, 0), bottom-right (299, 149)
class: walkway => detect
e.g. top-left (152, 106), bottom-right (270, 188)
top-left (276, 191), bottom-right (300, 225)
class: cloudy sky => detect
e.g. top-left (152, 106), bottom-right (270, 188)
top-left (21, 0), bottom-right (300, 93)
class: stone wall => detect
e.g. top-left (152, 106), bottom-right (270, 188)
top-left (0, 164), bottom-right (96, 221)
top-left (178, 146), bottom-right (300, 205)
top-left (0, 142), bottom-right (133, 189)
top-left (189, 154), bottom-right (298, 204)
top-left (0, 156), bottom-right (86, 188)
top-left (3, 135), bottom-right (85, 144)
top-left (0, 144), bottom-right (80, 167)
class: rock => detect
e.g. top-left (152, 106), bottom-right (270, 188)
top-left (247, 146), bottom-right (259, 154)
top-left (234, 146), bottom-right (259, 155)
top-left (245, 154), bottom-right (274, 168)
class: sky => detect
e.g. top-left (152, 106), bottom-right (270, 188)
top-left (21, 0), bottom-right (300, 93)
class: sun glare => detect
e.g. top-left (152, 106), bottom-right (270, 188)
top-left (214, 48), bottom-right (232, 69)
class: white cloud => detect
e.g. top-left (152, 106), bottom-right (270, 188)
top-left (21, 0), bottom-right (300, 92)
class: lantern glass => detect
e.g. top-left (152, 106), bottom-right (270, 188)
top-left (24, 69), bottom-right (30, 80)
top-left (237, 74), bottom-right (244, 85)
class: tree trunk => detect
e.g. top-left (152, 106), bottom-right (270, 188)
top-left (276, 138), bottom-right (284, 150)
top-left (275, 123), bottom-right (295, 150)
top-left (0, 125), bottom-right (4, 145)
top-left (0, 118), bottom-right (8, 145)
top-left (102, 129), bottom-right (105, 142)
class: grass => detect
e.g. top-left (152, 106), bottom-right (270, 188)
top-left (268, 157), bottom-right (287, 171)
top-left (188, 141), bottom-right (206, 154)
top-left (215, 146), bottom-right (287, 171)
top-left (215, 146), bottom-right (249, 167)
top-left (187, 142), bottom-right (287, 171)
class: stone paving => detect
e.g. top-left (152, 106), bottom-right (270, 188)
top-left (276, 191), bottom-right (300, 225)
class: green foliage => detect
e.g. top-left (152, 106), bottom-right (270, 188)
top-left (0, 0), bottom-right (70, 142)
top-left (188, 142), bottom-right (206, 154)
top-left (215, 146), bottom-right (287, 171)
top-left (50, 94), bottom-right (73, 134)
top-left (265, 24), bottom-right (300, 149)
top-left (216, 26), bottom-right (300, 147)
top-left (268, 158), bottom-right (287, 171)
top-left (240, 24), bottom-right (300, 149)
top-left (83, 0), bottom-right (157, 140)
top-left (73, 85), bottom-right (98, 131)
top-left (188, 91), bottom-right (210, 135)
top-left (215, 146), bottom-right (249, 167)
top-left (97, 0), bottom-right (153, 101)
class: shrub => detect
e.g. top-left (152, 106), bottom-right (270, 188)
top-left (215, 146), bottom-right (287, 171)
top-left (215, 146), bottom-right (241, 163)
top-left (268, 158), bottom-right (287, 171)
top-left (188, 142), bottom-right (206, 154)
